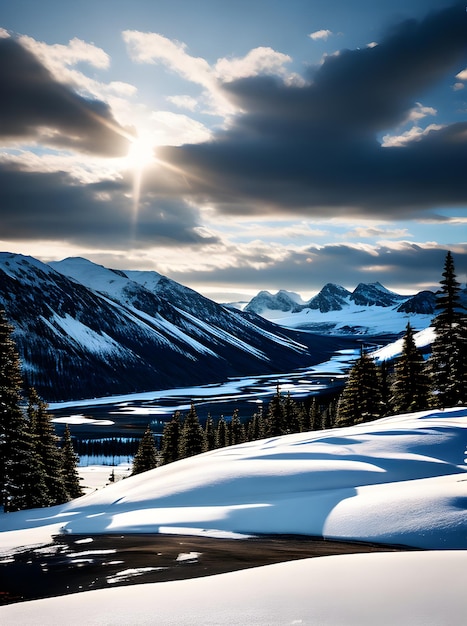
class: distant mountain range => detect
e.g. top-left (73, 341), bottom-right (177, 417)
top-left (0, 253), bottom-right (353, 402)
top-left (237, 280), bottom-right (467, 336)
top-left (245, 281), bottom-right (438, 315)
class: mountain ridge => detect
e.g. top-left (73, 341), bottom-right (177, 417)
top-left (0, 252), bottom-right (349, 402)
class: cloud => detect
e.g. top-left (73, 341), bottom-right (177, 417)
top-left (342, 227), bottom-right (412, 240)
top-left (381, 123), bottom-right (445, 147)
top-left (0, 160), bottom-right (217, 247)
top-left (19, 34), bottom-right (110, 70)
top-left (169, 242), bottom-right (467, 296)
top-left (309, 29), bottom-right (333, 41)
top-left (156, 3), bottom-right (467, 219)
top-left (0, 36), bottom-right (132, 156)
top-left (123, 31), bottom-right (298, 115)
top-left (214, 47), bottom-right (292, 82)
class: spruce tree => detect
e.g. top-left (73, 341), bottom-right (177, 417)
top-left (0, 308), bottom-right (49, 511)
top-left (265, 385), bottom-right (287, 436)
top-left (216, 416), bottom-right (229, 448)
top-left (391, 323), bottom-right (430, 414)
top-left (309, 398), bottom-right (321, 431)
top-left (321, 406), bottom-right (333, 430)
top-left (229, 409), bottom-right (246, 446)
top-left (28, 388), bottom-right (69, 505)
top-left (336, 348), bottom-right (383, 427)
top-left (160, 411), bottom-right (182, 465)
top-left (61, 424), bottom-right (83, 498)
top-left (132, 424), bottom-right (158, 475)
top-left (282, 392), bottom-right (301, 434)
top-left (204, 413), bottom-right (217, 451)
top-left (428, 252), bottom-right (467, 407)
top-left (246, 407), bottom-right (265, 441)
top-left (178, 404), bottom-right (206, 459)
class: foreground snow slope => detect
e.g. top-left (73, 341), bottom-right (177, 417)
top-left (2, 551), bottom-right (465, 625)
top-left (2, 407), bottom-right (466, 551)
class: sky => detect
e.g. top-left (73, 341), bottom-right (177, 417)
top-left (0, 0), bottom-right (466, 301)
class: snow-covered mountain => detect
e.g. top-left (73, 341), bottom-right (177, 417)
top-left (242, 289), bottom-right (304, 314)
top-left (0, 253), bottom-right (340, 402)
top-left (245, 281), bottom-right (443, 334)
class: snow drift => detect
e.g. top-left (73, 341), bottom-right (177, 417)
top-left (2, 407), bottom-right (467, 550)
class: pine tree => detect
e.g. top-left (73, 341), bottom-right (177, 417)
top-left (204, 413), bottom-right (217, 451)
top-left (178, 403), bottom-right (206, 459)
top-left (246, 407), bottom-right (266, 441)
top-left (0, 308), bottom-right (49, 511)
top-left (309, 398), bottom-right (321, 431)
top-left (390, 323), bottom-right (430, 414)
top-left (265, 385), bottom-right (287, 436)
top-left (378, 360), bottom-right (392, 416)
top-left (321, 406), bottom-right (333, 430)
top-left (229, 409), bottom-right (246, 446)
top-left (216, 416), bottom-right (229, 448)
top-left (61, 424), bottom-right (83, 498)
top-left (132, 424), bottom-right (158, 475)
top-left (28, 388), bottom-right (69, 505)
top-left (283, 392), bottom-right (301, 434)
top-left (160, 411), bottom-right (182, 465)
top-left (336, 348), bottom-right (383, 427)
top-left (428, 252), bottom-right (467, 407)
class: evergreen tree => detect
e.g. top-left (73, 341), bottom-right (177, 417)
top-left (265, 385), bottom-right (287, 436)
top-left (335, 348), bottom-right (383, 427)
top-left (229, 409), bottom-right (246, 446)
top-left (390, 323), bottom-right (430, 414)
top-left (204, 413), bottom-right (217, 451)
top-left (428, 252), bottom-right (467, 407)
top-left (178, 403), bottom-right (206, 459)
top-left (378, 360), bottom-right (392, 417)
top-left (283, 392), bottom-right (301, 434)
top-left (321, 406), bottom-right (333, 430)
top-left (28, 388), bottom-right (69, 505)
top-left (216, 416), bottom-right (229, 448)
top-left (0, 308), bottom-right (48, 511)
top-left (309, 398), bottom-right (321, 431)
top-left (246, 407), bottom-right (265, 441)
top-left (296, 402), bottom-right (309, 432)
top-left (160, 411), bottom-right (182, 465)
top-left (132, 424), bottom-right (158, 475)
top-left (61, 424), bottom-right (84, 498)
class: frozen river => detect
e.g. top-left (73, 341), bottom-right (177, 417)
top-left (49, 341), bottom-right (378, 440)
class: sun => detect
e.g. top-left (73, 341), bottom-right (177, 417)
top-left (125, 135), bottom-right (156, 171)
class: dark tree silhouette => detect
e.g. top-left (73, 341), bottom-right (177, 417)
top-left (428, 252), bottom-right (467, 407)
top-left (61, 424), bottom-right (84, 498)
top-left (390, 323), bottom-right (430, 414)
top-left (132, 424), bottom-right (158, 475)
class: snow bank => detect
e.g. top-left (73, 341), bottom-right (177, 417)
top-left (2, 407), bottom-right (466, 551)
top-left (1, 551), bottom-right (466, 625)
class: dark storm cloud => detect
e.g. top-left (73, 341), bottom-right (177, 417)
top-left (0, 37), bottom-right (131, 156)
top-left (0, 162), bottom-right (216, 246)
top-left (171, 243), bottom-right (467, 295)
top-left (160, 3), bottom-right (467, 217)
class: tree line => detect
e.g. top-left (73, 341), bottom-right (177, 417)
top-left (132, 251), bottom-right (466, 474)
top-left (0, 313), bottom-right (82, 512)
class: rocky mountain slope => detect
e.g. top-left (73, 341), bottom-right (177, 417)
top-left (0, 253), bottom-right (347, 402)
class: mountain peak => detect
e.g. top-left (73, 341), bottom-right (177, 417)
top-left (350, 282), bottom-right (405, 307)
top-left (306, 283), bottom-right (351, 312)
top-left (244, 290), bottom-right (302, 315)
